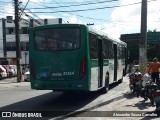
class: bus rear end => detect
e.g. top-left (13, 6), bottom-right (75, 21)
top-left (29, 24), bottom-right (90, 91)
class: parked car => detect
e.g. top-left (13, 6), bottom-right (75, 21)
top-left (3, 65), bottom-right (14, 77)
top-left (0, 65), bottom-right (7, 79)
top-left (24, 71), bottom-right (30, 82)
top-left (9, 65), bottom-right (17, 76)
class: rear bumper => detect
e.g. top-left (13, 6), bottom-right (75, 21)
top-left (30, 80), bottom-right (89, 91)
top-left (0, 72), bottom-right (7, 78)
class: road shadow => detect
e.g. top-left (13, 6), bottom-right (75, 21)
top-left (123, 91), bottom-right (136, 99)
top-left (0, 81), bottom-right (123, 119)
top-left (132, 100), bottom-right (153, 110)
top-left (123, 89), bottom-right (156, 109)
top-left (54, 95), bottom-right (125, 119)
top-left (0, 91), bottom-right (99, 119)
top-left (0, 91), bottom-right (99, 110)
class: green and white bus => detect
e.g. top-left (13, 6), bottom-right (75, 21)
top-left (29, 24), bottom-right (127, 93)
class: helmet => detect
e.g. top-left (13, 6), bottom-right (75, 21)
top-left (153, 57), bottom-right (158, 62)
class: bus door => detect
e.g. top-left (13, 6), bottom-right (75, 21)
top-left (98, 39), bottom-right (103, 87)
top-left (113, 44), bottom-right (118, 81)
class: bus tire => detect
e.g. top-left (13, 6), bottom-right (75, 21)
top-left (123, 69), bottom-right (125, 76)
top-left (101, 74), bottom-right (109, 94)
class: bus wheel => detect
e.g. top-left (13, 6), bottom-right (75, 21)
top-left (101, 74), bottom-right (109, 94)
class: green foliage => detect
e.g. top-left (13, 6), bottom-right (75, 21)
top-left (148, 29), bottom-right (157, 32)
top-left (128, 43), bottom-right (160, 63)
top-left (127, 44), bottom-right (139, 63)
top-left (127, 31), bottom-right (160, 63)
top-left (147, 43), bottom-right (160, 61)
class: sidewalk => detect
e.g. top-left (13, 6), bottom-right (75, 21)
top-left (0, 77), bottom-right (30, 90)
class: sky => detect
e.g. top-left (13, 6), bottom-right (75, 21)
top-left (0, 0), bottom-right (160, 39)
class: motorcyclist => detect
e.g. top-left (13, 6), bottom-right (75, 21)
top-left (140, 71), bottom-right (151, 101)
top-left (142, 71), bottom-right (158, 106)
top-left (142, 72), bottom-right (151, 88)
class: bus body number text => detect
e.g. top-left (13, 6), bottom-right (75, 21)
top-left (63, 72), bottom-right (74, 76)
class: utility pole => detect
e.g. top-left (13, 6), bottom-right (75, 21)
top-left (14, 0), bottom-right (22, 82)
top-left (139, 0), bottom-right (147, 74)
top-left (2, 18), bottom-right (7, 57)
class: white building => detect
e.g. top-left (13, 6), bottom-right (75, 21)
top-left (0, 17), bottom-right (62, 65)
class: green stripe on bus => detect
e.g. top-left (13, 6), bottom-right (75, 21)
top-left (103, 59), bottom-right (109, 66)
top-left (91, 59), bottom-right (109, 67)
top-left (91, 60), bottom-right (98, 67)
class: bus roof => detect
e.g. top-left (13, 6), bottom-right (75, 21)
top-left (31, 23), bottom-right (126, 46)
top-left (30, 23), bottom-right (85, 30)
top-left (88, 27), bottom-right (126, 46)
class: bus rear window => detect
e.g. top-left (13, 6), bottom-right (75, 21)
top-left (34, 28), bottom-right (80, 51)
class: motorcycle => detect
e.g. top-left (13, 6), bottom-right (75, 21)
top-left (152, 82), bottom-right (160, 111)
top-left (140, 73), bottom-right (151, 100)
top-left (140, 81), bottom-right (157, 105)
top-left (140, 73), bottom-right (160, 107)
top-left (153, 91), bottom-right (160, 111)
top-left (129, 69), bottom-right (143, 97)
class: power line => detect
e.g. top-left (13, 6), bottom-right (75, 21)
top-left (29, 0), bottom-right (119, 4)
top-left (55, 0), bottom-right (87, 23)
top-left (31, 2), bottom-right (141, 13)
top-left (50, 0), bottom-right (72, 23)
top-left (28, 0), bottom-right (116, 23)
top-left (19, 0), bottom-right (30, 18)
top-left (23, 12), bottom-right (43, 25)
top-left (29, 0), bottom-right (158, 13)
top-left (27, 2), bottom-right (140, 13)
top-left (20, 3), bottom-right (44, 23)
top-left (34, 0), bottom-right (67, 23)
top-left (29, 0), bottom-right (120, 9)
top-left (19, 6), bottom-right (44, 25)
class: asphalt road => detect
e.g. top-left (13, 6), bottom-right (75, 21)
top-left (0, 76), bottom-right (159, 120)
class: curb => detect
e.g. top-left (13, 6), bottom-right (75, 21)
top-left (0, 77), bottom-right (30, 90)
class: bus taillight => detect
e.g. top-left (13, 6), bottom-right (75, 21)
top-left (30, 59), bottom-right (36, 79)
top-left (80, 58), bottom-right (86, 79)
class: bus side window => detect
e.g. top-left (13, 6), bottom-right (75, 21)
top-left (118, 45), bottom-right (123, 59)
top-left (106, 41), bottom-right (113, 59)
top-left (103, 39), bottom-right (109, 59)
top-left (89, 33), bottom-right (97, 59)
